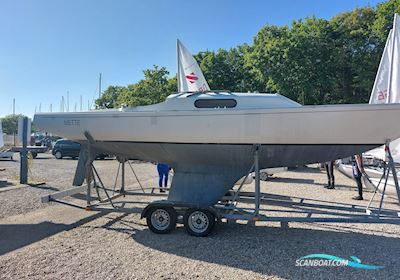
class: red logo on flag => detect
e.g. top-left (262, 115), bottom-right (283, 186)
top-left (185, 72), bottom-right (198, 84)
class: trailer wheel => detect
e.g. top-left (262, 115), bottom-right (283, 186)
top-left (31, 152), bottom-right (38, 159)
top-left (184, 208), bottom-right (215, 237)
top-left (146, 206), bottom-right (177, 234)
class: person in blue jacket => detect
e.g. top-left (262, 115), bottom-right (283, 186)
top-left (157, 163), bottom-right (170, 192)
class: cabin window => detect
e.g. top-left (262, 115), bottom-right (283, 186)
top-left (194, 99), bottom-right (237, 108)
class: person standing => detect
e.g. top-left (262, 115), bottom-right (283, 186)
top-left (157, 163), bottom-right (170, 193)
top-left (324, 161), bottom-right (335, 189)
top-left (352, 154), bottom-right (364, 200)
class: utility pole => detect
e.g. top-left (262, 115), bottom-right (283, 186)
top-left (80, 95), bottom-right (83, 111)
top-left (20, 117), bottom-right (28, 184)
top-left (99, 73), bottom-right (102, 98)
top-left (13, 98), bottom-right (15, 146)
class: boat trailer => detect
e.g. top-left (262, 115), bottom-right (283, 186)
top-left (42, 142), bottom-right (400, 237)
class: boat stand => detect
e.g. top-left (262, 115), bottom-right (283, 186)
top-left (365, 141), bottom-right (400, 217)
top-left (42, 132), bottom-right (161, 210)
top-left (217, 143), bottom-right (400, 226)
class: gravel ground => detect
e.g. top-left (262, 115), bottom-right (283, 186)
top-left (0, 153), bottom-right (157, 219)
top-left (0, 153), bottom-right (399, 279)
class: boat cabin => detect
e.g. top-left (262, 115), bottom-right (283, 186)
top-left (123, 91), bottom-right (301, 112)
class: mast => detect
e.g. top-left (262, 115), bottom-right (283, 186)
top-left (67, 91), bottom-right (70, 112)
top-left (387, 14), bottom-right (397, 102)
top-left (61, 96), bottom-right (65, 112)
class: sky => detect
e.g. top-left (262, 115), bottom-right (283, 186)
top-left (0, 0), bottom-right (383, 118)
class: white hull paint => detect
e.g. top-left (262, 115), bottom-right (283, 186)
top-left (34, 103), bottom-right (400, 145)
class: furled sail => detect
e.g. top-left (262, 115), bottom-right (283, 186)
top-left (177, 39), bottom-right (210, 92)
top-left (366, 14), bottom-right (400, 162)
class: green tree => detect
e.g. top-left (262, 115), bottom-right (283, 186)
top-left (1, 114), bottom-right (25, 135)
top-left (196, 45), bottom-right (262, 92)
top-left (117, 66), bottom-right (177, 107)
top-left (330, 7), bottom-right (380, 104)
top-left (373, 0), bottom-right (400, 41)
top-left (250, 17), bottom-right (337, 104)
top-left (95, 86), bottom-right (125, 109)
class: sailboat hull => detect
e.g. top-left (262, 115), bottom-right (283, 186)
top-left (88, 141), bottom-right (376, 204)
top-left (34, 102), bottom-right (400, 206)
top-left (34, 103), bottom-right (400, 145)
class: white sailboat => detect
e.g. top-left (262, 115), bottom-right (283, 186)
top-left (34, 33), bottom-right (400, 207)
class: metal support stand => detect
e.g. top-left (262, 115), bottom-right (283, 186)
top-left (121, 160), bottom-right (125, 194)
top-left (127, 161), bottom-right (145, 193)
top-left (254, 144), bottom-right (261, 218)
top-left (219, 142), bottom-right (400, 225)
top-left (387, 144), bottom-right (400, 204)
top-left (365, 141), bottom-right (400, 217)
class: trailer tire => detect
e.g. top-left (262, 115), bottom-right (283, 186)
top-left (146, 206), bottom-right (177, 234)
top-left (184, 208), bottom-right (215, 237)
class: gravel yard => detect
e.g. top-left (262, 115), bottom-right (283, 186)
top-left (0, 153), bottom-right (399, 279)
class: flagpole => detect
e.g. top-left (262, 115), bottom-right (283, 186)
top-left (387, 14), bottom-right (398, 102)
